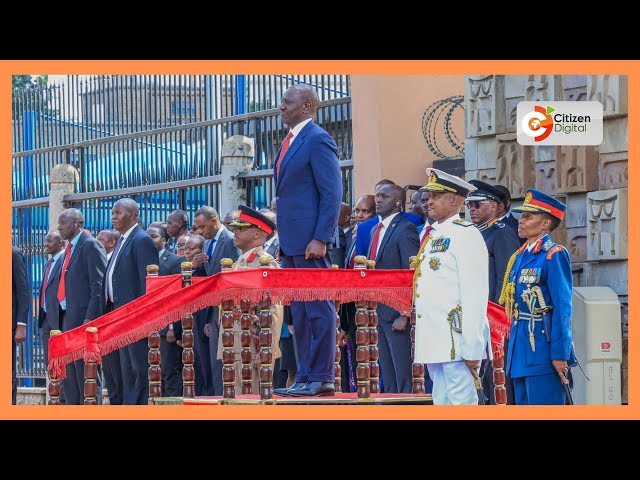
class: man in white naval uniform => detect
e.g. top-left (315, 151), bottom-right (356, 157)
top-left (413, 168), bottom-right (491, 405)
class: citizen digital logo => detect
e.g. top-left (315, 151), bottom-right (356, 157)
top-left (517, 101), bottom-right (603, 146)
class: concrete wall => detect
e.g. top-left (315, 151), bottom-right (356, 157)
top-left (351, 76), bottom-right (464, 200)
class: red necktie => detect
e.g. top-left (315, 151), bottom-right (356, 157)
top-left (420, 225), bottom-right (434, 246)
top-left (275, 131), bottom-right (294, 178)
top-left (369, 222), bottom-right (384, 260)
top-left (40, 258), bottom-right (53, 308)
top-left (57, 243), bottom-right (73, 303)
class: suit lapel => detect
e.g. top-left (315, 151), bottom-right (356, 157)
top-left (210, 232), bottom-right (227, 272)
top-left (376, 215), bottom-right (401, 262)
top-left (159, 250), bottom-right (168, 266)
top-left (275, 120), bottom-right (315, 192)
top-left (113, 227), bottom-right (137, 272)
top-left (47, 256), bottom-right (63, 287)
top-left (65, 232), bottom-right (87, 271)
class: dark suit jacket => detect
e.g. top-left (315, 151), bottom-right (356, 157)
top-left (367, 214), bottom-right (419, 271)
top-left (197, 228), bottom-right (240, 277)
top-left (481, 221), bottom-right (521, 304)
top-left (328, 227), bottom-right (347, 268)
top-left (274, 119), bottom-right (343, 256)
top-left (12, 247), bottom-right (30, 332)
top-left (159, 249), bottom-right (184, 336)
top-left (108, 225), bottom-right (158, 309)
top-left (38, 252), bottom-right (64, 330)
top-left (356, 212), bottom-right (423, 257)
top-left (503, 213), bottom-right (525, 245)
top-left (265, 234), bottom-right (280, 258)
top-left (61, 232), bottom-right (107, 331)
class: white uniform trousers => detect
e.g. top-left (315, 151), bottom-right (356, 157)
top-left (427, 361), bottom-right (478, 405)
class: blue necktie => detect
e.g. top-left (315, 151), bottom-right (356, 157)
top-left (207, 238), bottom-right (217, 258)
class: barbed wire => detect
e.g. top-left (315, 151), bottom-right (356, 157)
top-left (421, 95), bottom-right (465, 159)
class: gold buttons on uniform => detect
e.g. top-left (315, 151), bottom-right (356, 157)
top-left (418, 314), bottom-right (422, 318)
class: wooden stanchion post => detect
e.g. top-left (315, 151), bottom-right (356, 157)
top-left (331, 264), bottom-right (342, 393)
top-left (180, 262), bottom-right (196, 398)
top-left (220, 258), bottom-right (236, 399)
top-left (353, 256), bottom-right (370, 399)
top-left (146, 264), bottom-right (162, 402)
top-left (47, 330), bottom-right (63, 405)
top-left (366, 260), bottom-right (380, 394)
top-left (83, 327), bottom-right (100, 405)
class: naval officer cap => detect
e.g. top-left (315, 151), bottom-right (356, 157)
top-left (420, 167), bottom-right (477, 197)
top-left (512, 188), bottom-right (566, 221)
top-left (230, 205), bottom-right (277, 235)
top-left (466, 180), bottom-right (505, 203)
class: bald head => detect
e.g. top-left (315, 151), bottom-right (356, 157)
top-left (97, 229), bottom-right (120, 254)
top-left (58, 208), bottom-right (84, 241)
top-left (289, 84), bottom-right (320, 112)
top-left (339, 202), bottom-right (352, 230)
top-left (354, 195), bottom-right (375, 224)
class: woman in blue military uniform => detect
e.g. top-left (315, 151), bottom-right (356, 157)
top-left (500, 188), bottom-right (576, 405)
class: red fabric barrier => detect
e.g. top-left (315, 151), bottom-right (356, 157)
top-left (47, 268), bottom-right (510, 379)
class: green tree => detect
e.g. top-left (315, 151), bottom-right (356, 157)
top-left (12, 75), bottom-right (56, 116)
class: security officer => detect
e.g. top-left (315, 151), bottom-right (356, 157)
top-left (217, 205), bottom-right (283, 394)
top-left (413, 168), bottom-right (491, 405)
top-left (500, 188), bottom-right (576, 405)
top-left (466, 180), bottom-right (521, 404)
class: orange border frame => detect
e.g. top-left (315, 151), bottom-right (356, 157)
top-left (2, 60), bottom-right (636, 420)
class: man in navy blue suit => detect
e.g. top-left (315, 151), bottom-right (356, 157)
top-left (57, 209), bottom-right (107, 404)
top-left (271, 85), bottom-right (342, 397)
top-left (368, 184), bottom-right (419, 393)
top-left (104, 198), bottom-right (158, 405)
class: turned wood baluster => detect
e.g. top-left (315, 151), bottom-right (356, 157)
top-left (258, 256), bottom-right (275, 400)
top-left (83, 327), bottom-right (100, 405)
top-left (47, 330), bottom-right (63, 405)
top-left (220, 258), bottom-right (236, 399)
top-left (365, 260), bottom-right (380, 394)
top-left (409, 256), bottom-right (425, 394)
top-left (239, 298), bottom-right (254, 395)
top-left (180, 262), bottom-right (196, 398)
top-left (331, 264), bottom-right (342, 393)
top-left (353, 255), bottom-right (370, 399)
top-left (493, 354), bottom-right (507, 405)
top-left (146, 264), bottom-right (163, 401)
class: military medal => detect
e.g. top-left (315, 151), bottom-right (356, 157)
top-left (429, 256), bottom-right (441, 271)
top-left (429, 237), bottom-right (450, 253)
top-left (519, 268), bottom-right (541, 284)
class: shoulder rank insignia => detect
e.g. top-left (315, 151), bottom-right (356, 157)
top-left (430, 237), bottom-right (450, 253)
top-left (429, 256), bottom-right (441, 271)
top-left (519, 268), bottom-right (541, 284)
top-left (453, 219), bottom-right (473, 227)
top-left (546, 245), bottom-right (564, 260)
top-left (496, 221), bottom-right (505, 229)
top-left (543, 240), bottom-right (554, 251)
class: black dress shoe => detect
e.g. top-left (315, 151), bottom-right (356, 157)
top-left (289, 381), bottom-right (335, 397)
top-left (273, 382), bottom-right (307, 396)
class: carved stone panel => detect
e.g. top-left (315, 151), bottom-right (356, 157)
top-left (478, 137), bottom-right (497, 170)
top-left (587, 188), bottom-right (628, 261)
top-left (565, 193), bottom-right (587, 229)
top-left (525, 75), bottom-right (563, 102)
top-left (600, 117), bottom-right (628, 154)
top-left (465, 168), bottom-right (497, 184)
top-left (619, 295), bottom-right (628, 336)
top-left (535, 146), bottom-right (556, 163)
top-left (563, 75), bottom-right (587, 102)
top-left (599, 152), bottom-right (628, 189)
top-left (588, 75), bottom-right (628, 117)
top-left (465, 137), bottom-right (478, 172)
top-left (535, 160), bottom-right (556, 195)
top-left (550, 217), bottom-right (567, 247)
top-left (496, 133), bottom-right (534, 199)
top-left (571, 262), bottom-right (598, 287)
top-left (505, 97), bottom-right (523, 133)
top-left (567, 226), bottom-right (587, 262)
top-left (595, 261), bottom-right (628, 295)
top-left (466, 75), bottom-right (506, 138)
top-left (556, 146), bottom-right (599, 194)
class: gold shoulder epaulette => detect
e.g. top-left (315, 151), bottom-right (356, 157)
top-left (453, 219), bottom-right (473, 227)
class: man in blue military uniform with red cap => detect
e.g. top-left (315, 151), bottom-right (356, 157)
top-left (500, 188), bottom-right (577, 405)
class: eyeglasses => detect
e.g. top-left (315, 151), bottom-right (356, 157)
top-left (466, 201), bottom-right (488, 209)
top-left (176, 243), bottom-right (186, 248)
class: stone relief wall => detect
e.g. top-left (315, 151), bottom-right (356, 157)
top-left (463, 74), bottom-right (628, 401)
